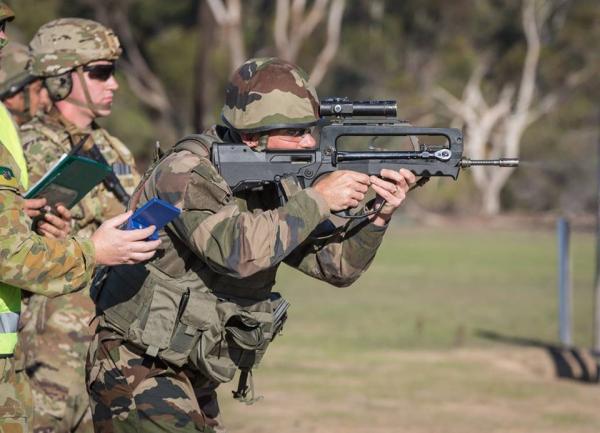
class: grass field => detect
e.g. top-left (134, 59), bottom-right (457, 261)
top-left (215, 221), bottom-right (598, 432)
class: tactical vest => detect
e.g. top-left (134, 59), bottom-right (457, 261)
top-left (94, 134), bottom-right (289, 402)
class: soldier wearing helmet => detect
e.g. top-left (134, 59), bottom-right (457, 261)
top-left (87, 57), bottom-right (415, 432)
top-left (0, 42), bottom-right (51, 126)
top-left (18, 18), bottom-right (142, 433)
top-left (0, 8), bottom-right (160, 433)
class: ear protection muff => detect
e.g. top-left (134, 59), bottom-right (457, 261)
top-left (43, 73), bottom-right (72, 101)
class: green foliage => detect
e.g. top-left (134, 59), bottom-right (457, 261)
top-left (146, 25), bottom-right (197, 118)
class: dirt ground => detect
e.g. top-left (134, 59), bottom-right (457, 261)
top-left (217, 346), bottom-right (600, 433)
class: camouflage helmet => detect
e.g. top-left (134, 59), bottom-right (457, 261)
top-left (222, 57), bottom-right (319, 133)
top-left (0, 2), bottom-right (15, 22)
top-left (28, 18), bottom-right (122, 77)
top-left (0, 42), bottom-right (34, 100)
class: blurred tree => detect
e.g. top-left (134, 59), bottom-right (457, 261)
top-left (273, 0), bottom-right (346, 86)
top-left (6, 0), bottom-right (598, 215)
top-left (206, 0), bottom-right (245, 70)
top-left (82, 0), bottom-right (183, 144)
top-left (434, 0), bottom-right (595, 215)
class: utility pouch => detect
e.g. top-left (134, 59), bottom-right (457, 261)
top-left (97, 263), bottom-right (290, 394)
top-left (184, 291), bottom-right (288, 385)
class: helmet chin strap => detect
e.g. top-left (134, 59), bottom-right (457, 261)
top-left (64, 66), bottom-right (106, 117)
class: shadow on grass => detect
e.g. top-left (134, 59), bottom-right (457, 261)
top-left (477, 329), bottom-right (600, 384)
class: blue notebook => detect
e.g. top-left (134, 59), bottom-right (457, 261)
top-left (126, 198), bottom-right (181, 240)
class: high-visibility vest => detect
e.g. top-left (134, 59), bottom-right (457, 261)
top-left (0, 107), bottom-right (25, 355)
top-left (0, 284), bottom-right (19, 355)
top-left (0, 102), bottom-right (28, 189)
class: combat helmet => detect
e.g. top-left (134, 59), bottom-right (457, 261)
top-left (0, 42), bottom-right (34, 100)
top-left (222, 57), bottom-right (319, 133)
top-left (28, 18), bottom-right (121, 108)
top-left (0, 2), bottom-right (14, 23)
top-left (0, 2), bottom-right (15, 50)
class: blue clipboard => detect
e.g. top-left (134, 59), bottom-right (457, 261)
top-left (126, 197), bottom-right (181, 240)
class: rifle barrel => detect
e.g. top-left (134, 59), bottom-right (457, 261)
top-left (460, 158), bottom-right (519, 167)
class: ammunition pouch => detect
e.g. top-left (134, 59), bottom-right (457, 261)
top-left (96, 264), bottom-right (288, 385)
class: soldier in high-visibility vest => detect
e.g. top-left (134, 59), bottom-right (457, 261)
top-left (0, 6), bottom-right (162, 432)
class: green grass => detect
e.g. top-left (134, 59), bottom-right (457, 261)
top-left (272, 224), bottom-right (594, 351)
top-left (215, 223), bottom-right (598, 432)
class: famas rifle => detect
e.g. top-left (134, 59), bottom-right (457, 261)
top-left (211, 97), bottom-right (518, 208)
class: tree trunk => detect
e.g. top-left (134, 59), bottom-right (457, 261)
top-left (482, 172), bottom-right (503, 216)
top-left (193, 0), bottom-right (214, 132)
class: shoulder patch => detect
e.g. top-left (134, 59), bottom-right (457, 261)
top-left (192, 158), bottom-right (230, 190)
top-left (0, 166), bottom-right (18, 189)
top-left (187, 158), bottom-right (232, 206)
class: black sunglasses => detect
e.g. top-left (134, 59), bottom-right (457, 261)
top-left (0, 20), bottom-right (7, 33)
top-left (83, 63), bottom-right (116, 82)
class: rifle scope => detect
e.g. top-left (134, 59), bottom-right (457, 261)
top-left (320, 97), bottom-right (397, 118)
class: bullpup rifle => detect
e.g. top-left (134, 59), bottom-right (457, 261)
top-left (211, 97), bottom-right (518, 202)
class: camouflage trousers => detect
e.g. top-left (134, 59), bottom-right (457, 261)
top-left (86, 329), bottom-right (222, 433)
top-left (19, 292), bottom-right (96, 433)
top-left (0, 356), bottom-right (32, 433)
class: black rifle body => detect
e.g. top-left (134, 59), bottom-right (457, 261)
top-left (212, 119), bottom-right (463, 194)
top-left (211, 98), bottom-right (518, 195)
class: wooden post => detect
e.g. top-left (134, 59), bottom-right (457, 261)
top-left (558, 218), bottom-right (572, 347)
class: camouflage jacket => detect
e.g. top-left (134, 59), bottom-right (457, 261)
top-left (20, 109), bottom-right (140, 237)
top-left (103, 126), bottom-right (387, 298)
top-left (95, 126), bottom-right (389, 383)
top-left (0, 141), bottom-right (96, 297)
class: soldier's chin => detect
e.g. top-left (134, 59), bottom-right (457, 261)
top-left (95, 103), bottom-right (113, 116)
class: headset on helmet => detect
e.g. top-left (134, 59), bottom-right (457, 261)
top-left (43, 74), bottom-right (72, 101)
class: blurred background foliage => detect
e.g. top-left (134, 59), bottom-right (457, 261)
top-left (5, 0), bottom-right (599, 215)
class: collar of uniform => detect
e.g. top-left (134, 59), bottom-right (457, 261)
top-left (48, 106), bottom-right (99, 135)
top-left (47, 107), bottom-right (99, 151)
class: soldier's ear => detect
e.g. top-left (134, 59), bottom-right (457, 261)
top-left (43, 73), bottom-right (72, 101)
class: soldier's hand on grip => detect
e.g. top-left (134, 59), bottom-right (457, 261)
top-left (91, 211), bottom-right (161, 266)
top-left (312, 170), bottom-right (370, 212)
top-left (369, 168), bottom-right (416, 226)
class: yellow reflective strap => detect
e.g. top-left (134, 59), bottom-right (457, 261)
top-left (0, 102), bottom-right (28, 189)
top-left (0, 332), bottom-right (17, 355)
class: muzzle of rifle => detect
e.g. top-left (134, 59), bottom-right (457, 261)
top-left (460, 158), bottom-right (520, 168)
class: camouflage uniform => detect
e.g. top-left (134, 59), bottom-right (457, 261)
top-left (87, 58), bottom-right (388, 432)
top-left (21, 110), bottom-right (139, 236)
top-left (0, 136), bottom-right (96, 432)
top-left (17, 19), bottom-right (138, 433)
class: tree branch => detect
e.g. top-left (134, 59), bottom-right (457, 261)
top-left (309, 0), bottom-right (345, 86)
top-left (207, 0), bottom-right (246, 70)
